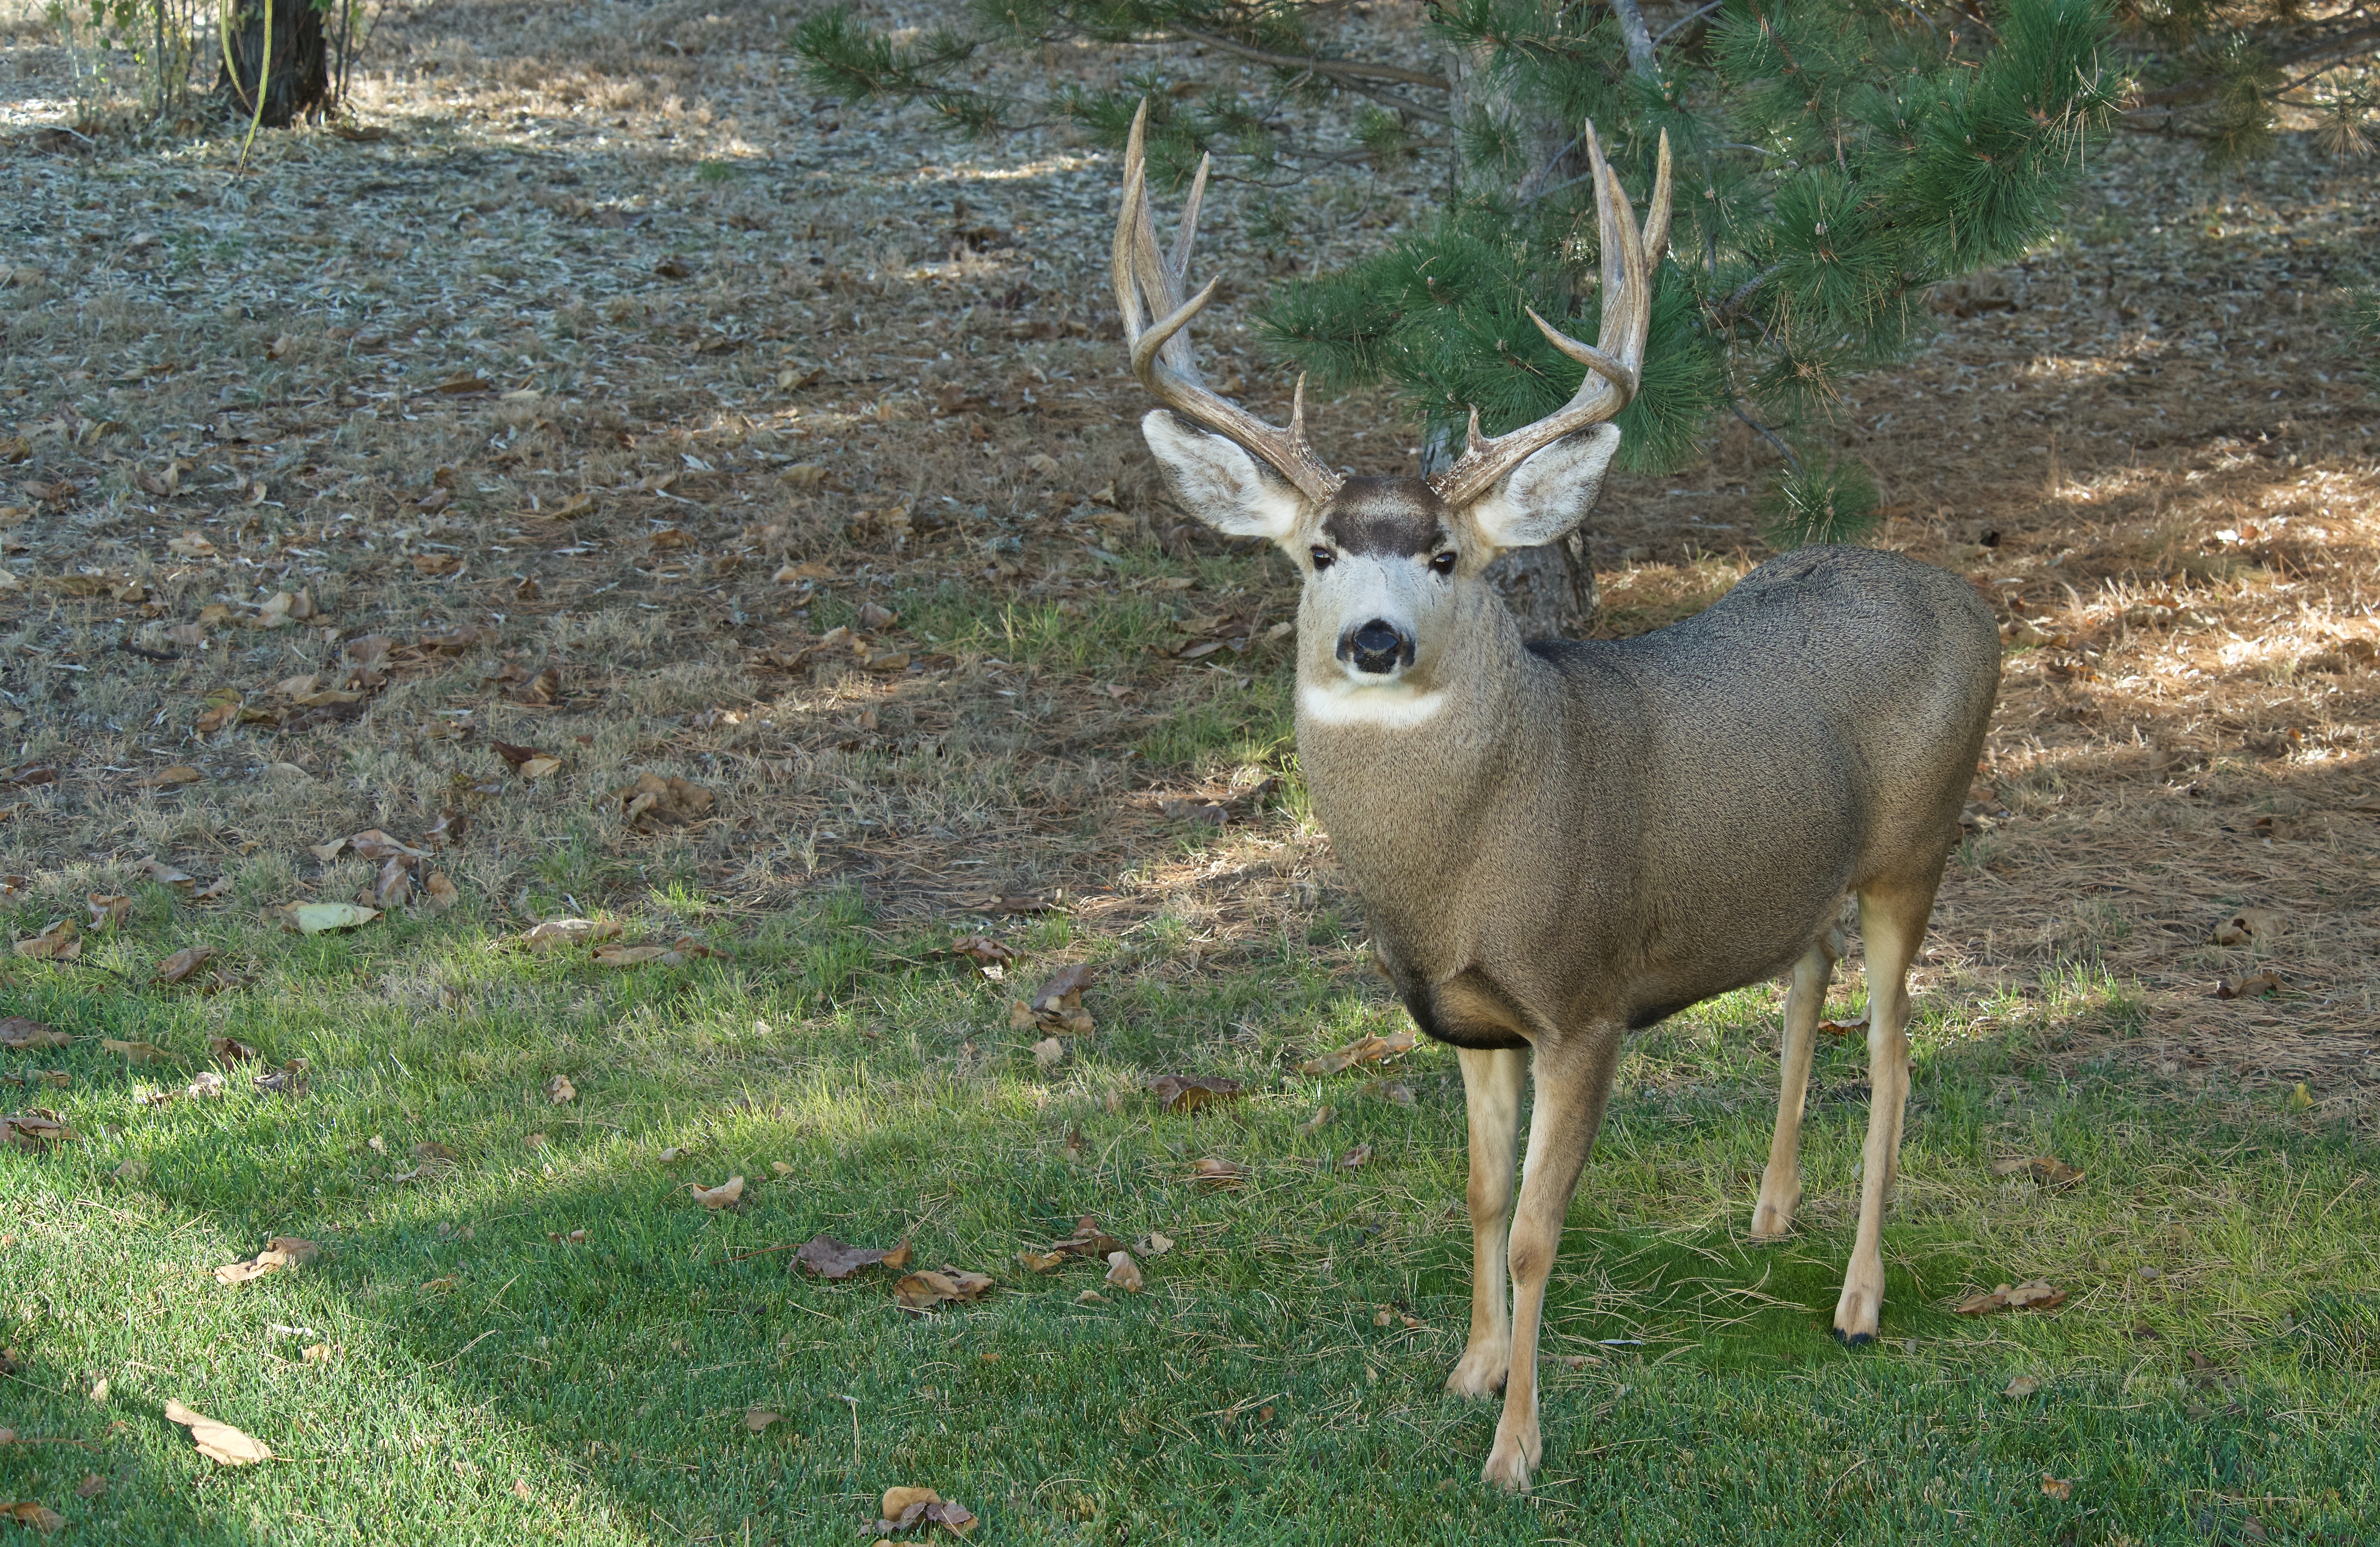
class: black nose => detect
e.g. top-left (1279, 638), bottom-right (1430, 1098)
top-left (1338, 618), bottom-right (1414, 675)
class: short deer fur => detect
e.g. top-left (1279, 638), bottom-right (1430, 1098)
top-left (1112, 104), bottom-right (2001, 1490)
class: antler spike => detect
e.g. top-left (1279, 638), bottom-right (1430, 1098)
top-left (1429, 122), bottom-right (1671, 510)
top-left (1112, 100), bottom-right (1342, 505)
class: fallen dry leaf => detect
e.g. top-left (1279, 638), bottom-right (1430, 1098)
top-left (543, 1074), bottom-right (576, 1104)
top-left (1954, 1280), bottom-right (2069, 1316)
top-left (86, 893), bottom-right (131, 930)
top-left (1191, 1157), bottom-right (1248, 1189)
top-left (208, 1036), bottom-right (259, 1063)
top-left (307, 837), bottom-right (347, 863)
top-left (1298, 1029), bottom-right (1418, 1077)
top-left (2041, 1473), bottom-right (2073, 1500)
top-left (13, 920), bottom-right (80, 961)
top-left (1297, 1106), bottom-right (1333, 1135)
top-left (152, 946), bottom-right (213, 985)
top-left (74, 1474), bottom-right (105, 1499)
top-left (1361, 1079), bottom-right (1417, 1107)
top-left (1140, 1231), bottom-right (1174, 1257)
top-left (869, 1486), bottom-right (978, 1538)
top-left (163, 1399), bottom-right (271, 1465)
top-left (690, 1175), bottom-right (745, 1209)
top-left (1010, 962), bottom-right (1096, 1036)
top-left (185, 1071), bottom-right (228, 1098)
top-left (2215, 970), bottom-right (2284, 1000)
top-left (943, 934), bottom-right (1015, 972)
top-left (2212, 906), bottom-right (2283, 946)
top-left (793, 1235), bottom-right (914, 1279)
top-left (2002, 1375), bottom-right (2041, 1399)
top-left (1991, 1155), bottom-right (2085, 1190)
top-left (1104, 1251), bottom-right (1143, 1292)
top-left (1815, 1011), bottom-right (1871, 1037)
top-left (609, 772), bottom-right (717, 832)
top-left (1338, 1143), bottom-right (1375, 1171)
top-left (745, 1408), bottom-right (784, 1433)
top-left (143, 857), bottom-right (195, 889)
top-left (421, 872), bottom-right (460, 910)
top-left (1031, 1036), bottom-right (1063, 1071)
top-left (549, 1229), bottom-right (585, 1245)
top-left (98, 1038), bottom-right (173, 1065)
top-left (137, 766), bottom-right (203, 790)
top-left (489, 740), bottom-right (550, 774)
top-left (1148, 1074), bottom-right (1243, 1114)
top-left (893, 1267), bottom-right (995, 1312)
top-left (212, 1237), bottom-right (319, 1285)
top-left (0, 1018), bottom-right (70, 1051)
top-left (520, 917), bottom-right (621, 951)
top-left (1, 1110), bottom-right (77, 1152)
top-left (0, 1502), bottom-right (65, 1533)
top-left (282, 902), bottom-right (379, 935)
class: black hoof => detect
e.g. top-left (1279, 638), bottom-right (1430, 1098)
top-left (1832, 1328), bottom-right (1874, 1347)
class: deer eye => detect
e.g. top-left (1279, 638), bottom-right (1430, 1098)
top-left (1430, 550), bottom-right (1458, 576)
top-left (1309, 546), bottom-right (1335, 572)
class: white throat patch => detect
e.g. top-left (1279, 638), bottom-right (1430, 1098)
top-left (1297, 676), bottom-right (1448, 728)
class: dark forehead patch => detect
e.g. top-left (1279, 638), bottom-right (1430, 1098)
top-left (1320, 476), bottom-right (1449, 556)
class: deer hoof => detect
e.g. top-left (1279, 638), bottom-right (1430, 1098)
top-left (1480, 1423), bottom-right (1541, 1492)
top-left (1444, 1345), bottom-right (1510, 1398)
top-left (1832, 1278), bottom-right (1883, 1344)
top-left (1748, 1203), bottom-right (1795, 1242)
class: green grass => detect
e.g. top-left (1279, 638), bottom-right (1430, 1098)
top-left (4, 896), bottom-right (2376, 1545)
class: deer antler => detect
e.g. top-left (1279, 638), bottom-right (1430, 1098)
top-left (1427, 124), bottom-right (1672, 511)
top-left (1112, 101), bottom-right (1344, 506)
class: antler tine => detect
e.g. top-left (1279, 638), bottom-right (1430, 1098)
top-left (1112, 100), bottom-right (1343, 505)
top-left (1429, 123), bottom-right (1671, 511)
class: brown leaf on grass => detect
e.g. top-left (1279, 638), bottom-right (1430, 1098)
top-left (0, 1501), bottom-right (65, 1533)
top-left (543, 1075), bottom-right (576, 1104)
top-left (163, 1399), bottom-right (271, 1465)
top-left (194, 694), bottom-right (243, 736)
top-left (1031, 1036), bottom-right (1063, 1071)
top-left (1361, 1079), bottom-right (1416, 1107)
top-left (1008, 963), bottom-right (1095, 1036)
top-left (1, 1110), bottom-right (76, 1151)
top-left (0, 1018), bottom-right (70, 1051)
top-left (1148, 1074), bottom-right (1242, 1114)
top-left (208, 1036), bottom-right (258, 1064)
top-left (1191, 1157), bottom-right (1248, 1189)
top-left (348, 830), bottom-right (426, 861)
top-left (689, 1175), bottom-right (745, 1209)
top-left (2003, 1375), bottom-right (2042, 1400)
top-left (421, 872), bottom-right (460, 911)
top-left (192, 877), bottom-right (232, 902)
top-left (183, 1071), bottom-right (228, 1098)
top-left (1297, 1106), bottom-right (1333, 1135)
top-left (792, 1235), bottom-right (913, 1280)
top-left (971, 892), bottom-right (1057, 915)
top-left (2041, 1474), bottom-right (2073, 1500)
top-left (2215, 970), bottom-right (2284, 1000)
top-left (1954, 1280), bottom-right (2069, 1316)
top-left (1017, 1249), bottom-right (1066, 1272)
top-left (253, 1060), bottom-right (307, 1097)
top-left (893, 1268), bottom-right (995, 1312)
top-left (744, 1408), bottom-right (784, 1433)
top-left (1991, 1155), bottom-right (2085, 1190)
top-left (281, 902), bottom-right (379, 934)
top-left (520, 918), bottom-right (621, 952)
top-left (143, 857), bottom-right (195, 888)
top-left (307, 837), bottom-right (346, 863)
top-left (869, 1487), bottom-right (979, 1538)
top-left (549, 1228), bottom-right (585, 1245)
top-left (137, 767), bottom-right (202, 790)
top-left (213, 1238), bottom-right (319, 1285)
top-left (74, 1474), bottom-right (105, 1499)
top-left (1297, 1029), bottom-right (1418, 1076)
top-left (411, 554), bottom-right (464, 578)
top-left (489, 740), bottom-right (550, 774)
top-left (14, 920), bottom-right (80, 961)
top-left (99, 1038), bottom-right (173, 1064)
top-left (1815, 1011), bottom-right (1871, 1037)
top-left (2211, 907), bottom-right (2283, 946)
top-left (152, 947), bottom-right (212, 985)
top-left (1104, 1251), bottom-right (1143, 1292)
top-left (943, 934), bottom-right (1014, 972)
top-left (371, 857), bottom-right (414, 910)
top-left (609, 773), bottom-right (716, 832)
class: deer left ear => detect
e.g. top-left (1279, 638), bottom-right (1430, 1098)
top-left (1465, 424), bottom-right (1621, 554)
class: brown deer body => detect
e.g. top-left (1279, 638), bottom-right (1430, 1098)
top-left (1110, 105), bottom-right (2001, 1490)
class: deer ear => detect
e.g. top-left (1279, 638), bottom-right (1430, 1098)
top-left (1141, 410), bottom-right (1306, 547)
top-left (1465, 423), bottom-right (1621, 554)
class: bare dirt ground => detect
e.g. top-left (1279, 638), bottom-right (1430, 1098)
top-left (3, 0), bottom-right (2375, 1108)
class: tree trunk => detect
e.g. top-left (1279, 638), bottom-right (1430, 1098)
top-left (1432, 43), bottom-right (1600, 640)
top-left (217, 0), bottom-right (333, 129)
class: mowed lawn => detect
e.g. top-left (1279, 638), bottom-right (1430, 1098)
top-left (5, 876), bottom-right (2377, 1545)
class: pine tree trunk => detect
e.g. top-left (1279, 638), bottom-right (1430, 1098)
top-left (216, 0), bottom-right (333, 128)
top-left (1434, 42), bottom-right (1599, 639)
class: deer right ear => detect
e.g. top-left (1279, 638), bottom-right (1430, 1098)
top-left (1140, 410), bottom-right (1306, 547)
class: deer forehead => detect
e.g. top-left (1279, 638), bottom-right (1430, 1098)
top-left (1317, 477), bottom-right (1454, 557)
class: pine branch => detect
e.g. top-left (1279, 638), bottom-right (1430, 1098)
top-left (2128, 21), bottom-right (2380, 110)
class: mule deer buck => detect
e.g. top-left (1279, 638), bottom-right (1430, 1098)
top-left (1111, 103), bottom-right (2000, 1490)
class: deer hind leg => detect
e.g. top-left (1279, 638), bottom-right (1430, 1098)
top-left (1833, 881), bottom-right (1934, 1344)
top-left (1482, 1031), bottom-right (1623, 1493)
top-left (1751, 924), bottom-right (1844, 1241)
top-left (1447, 1046), bottom-right (1526, 1398)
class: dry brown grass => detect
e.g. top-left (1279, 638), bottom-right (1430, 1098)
top-left (2, 0), bottom-right (2374, 1110)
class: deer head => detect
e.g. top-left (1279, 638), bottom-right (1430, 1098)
top-left (1113, 103), bottom-right (1671, 710)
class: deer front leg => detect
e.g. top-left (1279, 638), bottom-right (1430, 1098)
top-left (1446, 1045), bottom-right (1525, 1398)
top-left (1752, 927), bottom-right (1842, 1241)
top-left (1482, 1032), bottom-right (1622, 1493)
top-left (1834, 888), bottom-right (1926, 1344)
